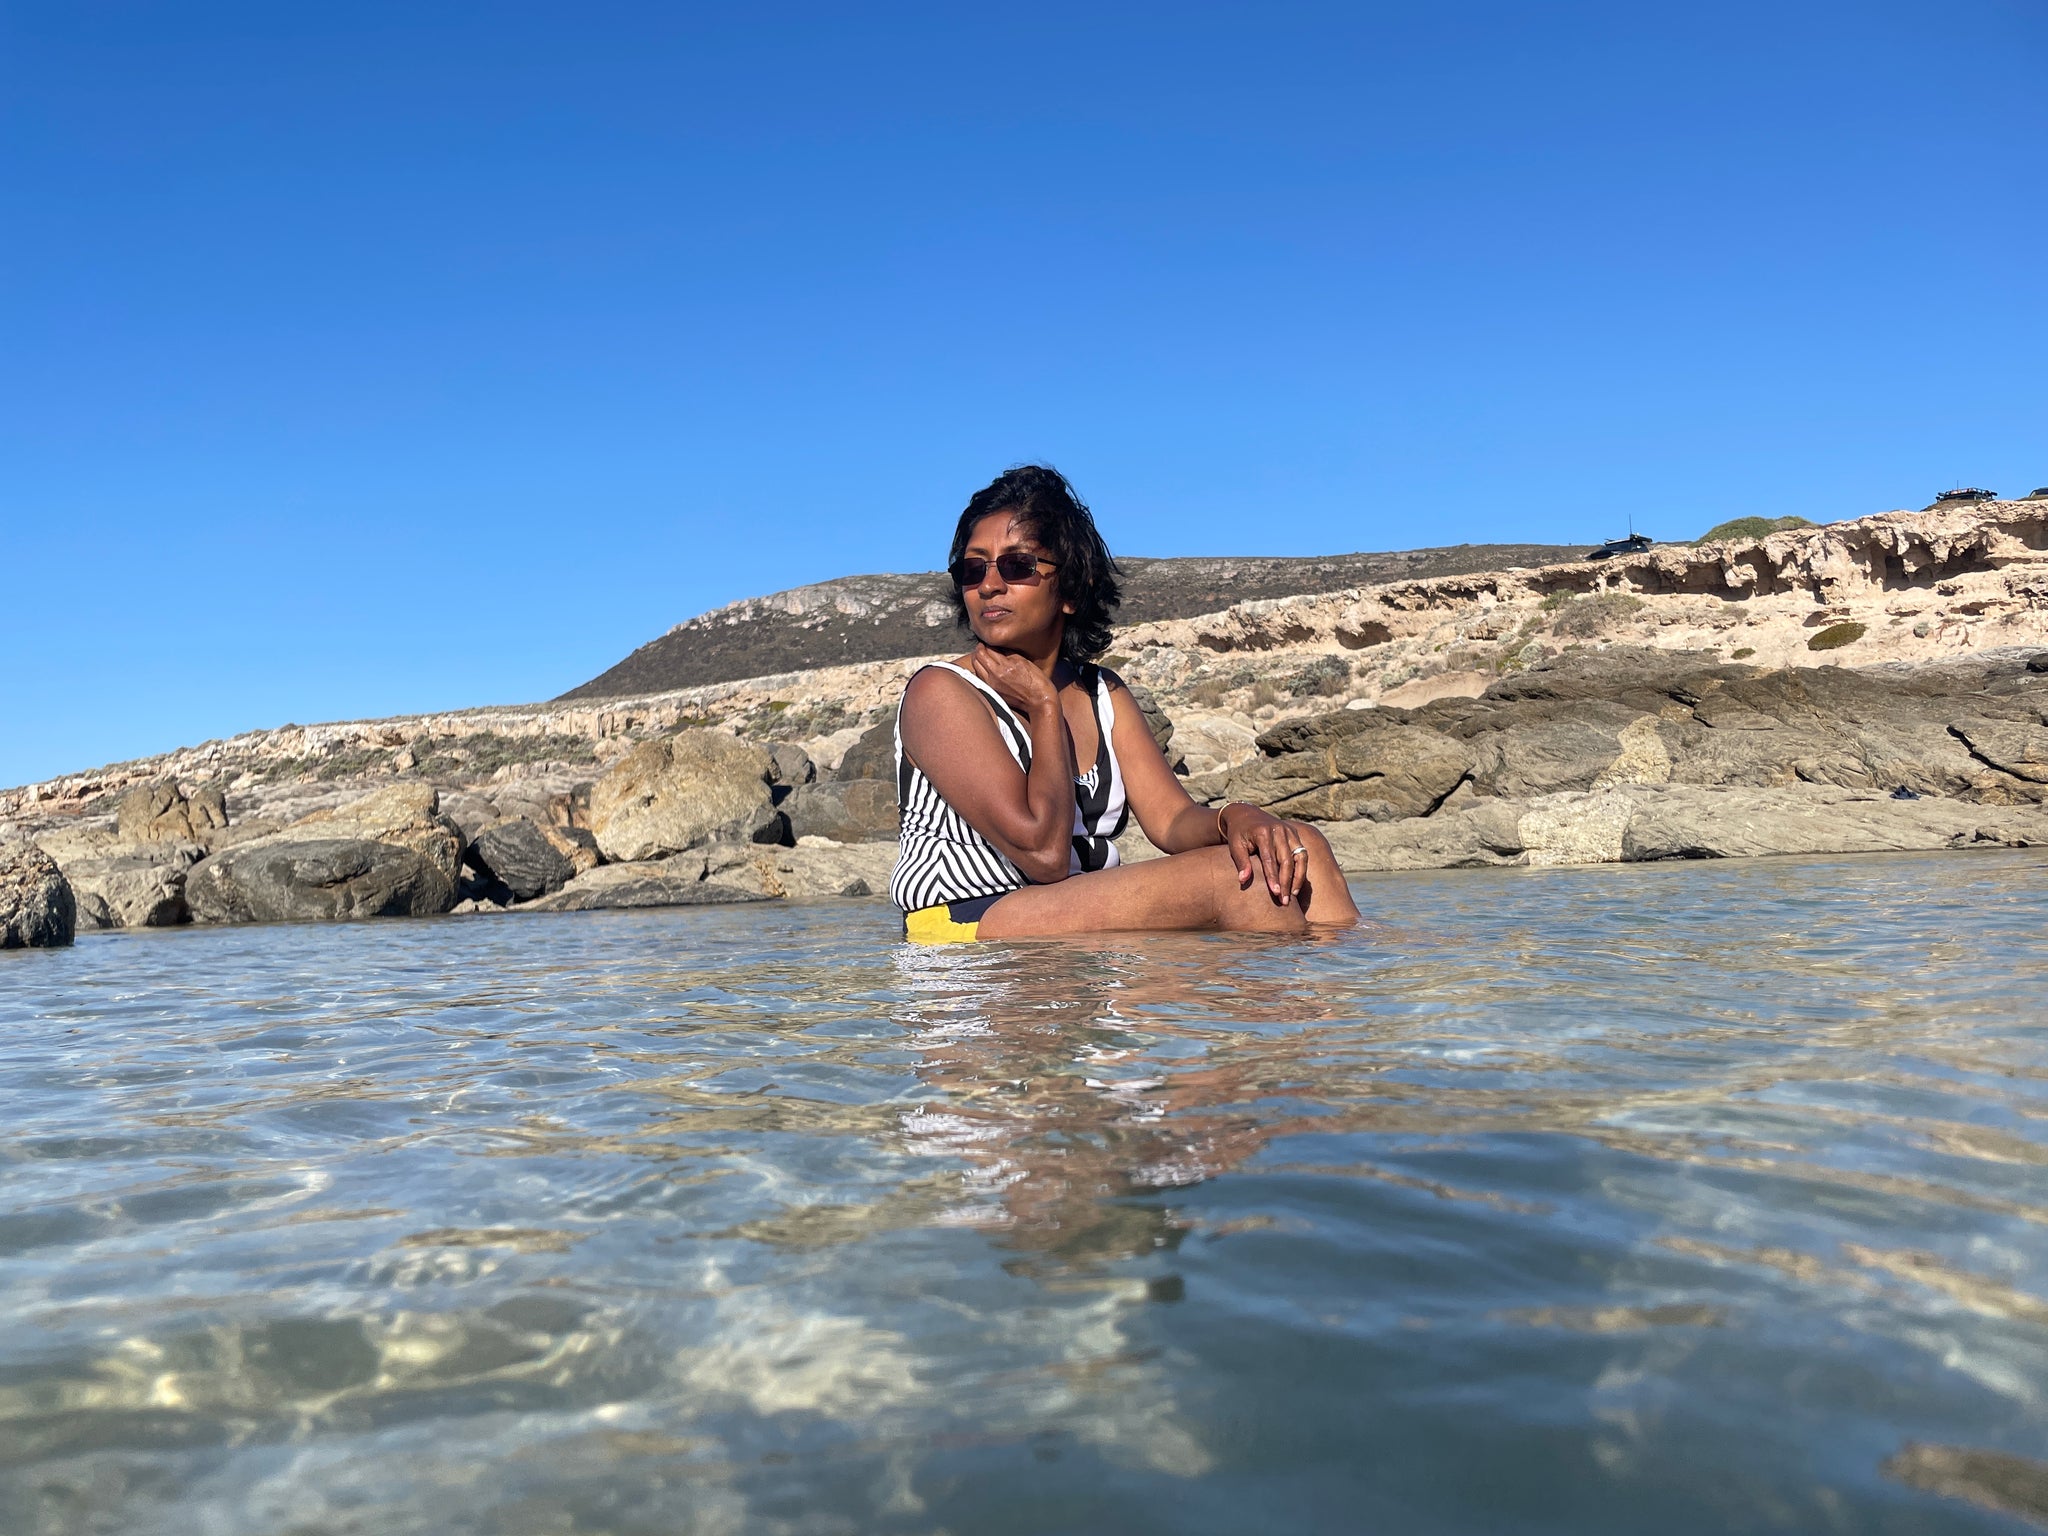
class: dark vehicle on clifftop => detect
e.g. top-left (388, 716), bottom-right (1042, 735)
top-left (1586, 532), bottom-right (1654, 560)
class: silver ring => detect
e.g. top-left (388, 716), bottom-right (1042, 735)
top-left (1291, 845), bottom-right (1308, 855)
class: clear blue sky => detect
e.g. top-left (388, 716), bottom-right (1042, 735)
top-left (3, 2), bottom-right (2043, 788)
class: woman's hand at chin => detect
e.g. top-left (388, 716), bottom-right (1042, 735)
top-left (969, 645), bottom-right (1058, 719)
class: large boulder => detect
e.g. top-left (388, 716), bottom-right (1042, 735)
top-left (67, 843), bottom-right (204, 929)
top-left (116, 782), bottom-right (229, 846)
top-left (468, 818), bottom-right (576, 902)
top-left (0, 840), bottom-right (76, 948)
top-left (781, 779), bottom-right (899, 843)
top-left (827, 720), bottom-right (896, 783)
top-left (186, 839), bottom-right (456, 924)
top-left (176, 778), bottom-right (465, 928)
top-left (285, 784), bottom-right (466, 882)
top-left (589, 731), bottom-right (779, 862)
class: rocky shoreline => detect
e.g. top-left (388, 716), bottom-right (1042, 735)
top-left (5, 499), bottom-right (2045, 947)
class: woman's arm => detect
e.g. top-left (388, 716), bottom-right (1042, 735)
top-left (1105, 672), bottom-right (1316, 905)
top-left (897, 658), bottom-right (1076, 885)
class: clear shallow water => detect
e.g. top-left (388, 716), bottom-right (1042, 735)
top-left (3, 852), bottom-right (2047, 1536)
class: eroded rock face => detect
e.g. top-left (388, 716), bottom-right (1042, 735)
top-left (187, 839), bottom-right (455, 924)
top-left (782, 779), bottom-right (899, 844)
top-left (0, 840), bottom-right (76, 948)
top-left (589, 731), bottom-right (778, 862)
top-left (1224, 649), bottom-right (2048, 823)
top-left (116, 782), bottom-right (229, 846)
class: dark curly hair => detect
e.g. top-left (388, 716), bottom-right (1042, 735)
top-left (946, 465), bottom-right (1122, 664)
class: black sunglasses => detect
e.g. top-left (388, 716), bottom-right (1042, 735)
top-left (949, 552), bottom-right (1058, 587)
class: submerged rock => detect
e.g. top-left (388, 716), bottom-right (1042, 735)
top-left (0, 840), bottom-right (76, 948)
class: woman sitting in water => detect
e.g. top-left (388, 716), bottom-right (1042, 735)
top-left (891, 465), bottom-right (1361, 943)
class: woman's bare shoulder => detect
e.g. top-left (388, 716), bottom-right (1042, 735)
top-left (901, 662), bottom-right (989, 725)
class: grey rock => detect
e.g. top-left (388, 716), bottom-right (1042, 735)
top-left (438, 792), bottom-right (500, 843)
top-left (766, 742), bottom-right (816, 788)
top-left (468, 818), bottom-right (576, 901)
top-left (588, 730), bottom-right (778, 862)
top-left (705, 840), bottom-right (899, 900)
top-left (828, 720), bottom-right (897, 783)
top-left (1950, 722), bottom-right (2048, 784)
top-left (1, 840), bottom-right (76, 948)
top-left (186, 838), bottom-right (457, 924)
top-left (782, 779), bottom-right (900, 843)
top-left (1322, 784), bottom-right (2048, 872)
top-left (66, 843), bottom-right (203, 929)
top-left (1234, 649), bottom-right (2048, 826)
top-left (522, 854), bottom-right (771, 912)
top-left (1123, 682), bottom-right (1175, 753)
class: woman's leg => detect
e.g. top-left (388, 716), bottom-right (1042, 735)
top-left (1286, 821), bottom-right (1362, 927)
top-left (976, 834), bottom-right (1357, 939)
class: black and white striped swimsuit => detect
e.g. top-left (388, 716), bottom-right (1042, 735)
top-left (889, 662), bottom-right (1129, 914)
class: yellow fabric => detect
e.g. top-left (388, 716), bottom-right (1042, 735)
top-left (904, 904), bottom-right (981, 945)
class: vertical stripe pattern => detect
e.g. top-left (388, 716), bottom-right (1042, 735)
top-left (889, 662), bottom-right (1129, 912)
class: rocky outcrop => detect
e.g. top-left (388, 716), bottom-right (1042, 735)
top-left (0, 841), bottom-right (76, 948)
top-left (782, 780), bottom-right (899, 843)
top-left (1212, 649), bottom-right (2048, 826)
top-left (588, 730), bottom-right (780, 862)
top-left (8, 501), bottom-right (2047, 923)
top-left (1322, 784), bottom-right (2048, 871)
top-left (557, 544), bottom-right (1587, 700)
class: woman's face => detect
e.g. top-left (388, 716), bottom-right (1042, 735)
top-left (961, 511), bottom-right (1072, 653)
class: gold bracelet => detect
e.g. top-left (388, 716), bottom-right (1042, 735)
top-left (1215, 802), bottom-right (1234, 843)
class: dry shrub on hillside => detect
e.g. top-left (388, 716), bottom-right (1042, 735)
top-left (1807, 622), bottom-right (1867, 652)
top-left (1548, 592), bottom-right (1645, 638)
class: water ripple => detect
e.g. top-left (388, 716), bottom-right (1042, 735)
top-left (1, 851), bottom-right (2045, 1533)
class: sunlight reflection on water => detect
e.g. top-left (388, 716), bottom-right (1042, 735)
top-left (2, 850), bottom-right (2046, 1534)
